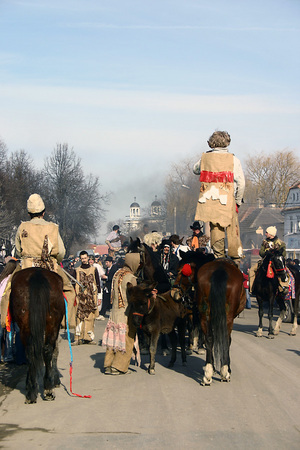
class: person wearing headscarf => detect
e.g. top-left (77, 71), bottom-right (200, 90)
top-left (102, 252), bottom-right (141, 375)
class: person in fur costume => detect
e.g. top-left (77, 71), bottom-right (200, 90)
top-left (102, 252), bottom-right (141, 375)
top-left (1, 194), bottom-right (76, 329)
top-left (193, 131), bottom-right (245, 266)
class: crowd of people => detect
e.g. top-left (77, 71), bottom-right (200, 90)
top-left (0, 130), bottom-right (299, 374)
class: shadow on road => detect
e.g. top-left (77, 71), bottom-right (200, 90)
top-left (0, 363), bottom-right (27, 400)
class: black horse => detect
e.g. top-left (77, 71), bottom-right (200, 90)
top-left (252, 251), bottom-right (291, 338)
top-left (9, 268), bottom-right (65, 403)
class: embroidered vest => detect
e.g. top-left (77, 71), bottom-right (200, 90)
top-left (19, 221), bottom-right (59, 263)
top-left (195, 152), bottom-right (234, 227)
top-left (75, 266), bottom-right (97, 303)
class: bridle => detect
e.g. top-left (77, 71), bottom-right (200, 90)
top-left (132, 291), bottom-right (157, 320)
top-left (172, 265), bottom-right (196, 307)
top-left (262, 253), bottom-right (288, 281)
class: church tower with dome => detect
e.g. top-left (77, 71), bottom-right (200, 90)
top-left (123, 196), bottom-right (166, 236)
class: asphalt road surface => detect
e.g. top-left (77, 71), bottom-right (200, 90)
top-left (0, 301), bottom-right (299, 449)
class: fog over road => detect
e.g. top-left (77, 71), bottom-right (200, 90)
top-left (0, 303), bottom-right (299, 449)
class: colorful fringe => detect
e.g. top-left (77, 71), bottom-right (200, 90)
top-left (102, 319), bottom-right (127, 353)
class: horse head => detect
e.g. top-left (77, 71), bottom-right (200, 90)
top-left (127, 281), bottom-right (157, 327)
top-left (269, 251), bottom-right (289, 283)
top-left (171, 259), bottom-right (197, 307)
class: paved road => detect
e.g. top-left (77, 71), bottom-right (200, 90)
top-left (0, 302), bottom-right (299, 449)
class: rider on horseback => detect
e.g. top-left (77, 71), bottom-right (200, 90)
top-left (0, 194), bottom-right (76, 329)
top-left (249, 226), bottom-right (289, 295)
top-left (259, 226), bottom-right (289, 295)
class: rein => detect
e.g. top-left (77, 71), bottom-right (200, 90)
top-left (132, 290), bottom-right (159, 320)
top-left (64, 296), bottom-right (91, 399)
top-left (261, 254), bottom-right (287, 280)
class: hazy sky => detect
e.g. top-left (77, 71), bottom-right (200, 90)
top-left (1, 0), bottom-right (299, 240)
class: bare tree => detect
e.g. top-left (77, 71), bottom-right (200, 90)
top-left (43, 143), bottom-right (108, 254)
top-left (164, 155), bottom-right (200, 236)
top-left (244, 149), bottom-right (300, 206)
top-left (5, 150), bottom-right (42, 224)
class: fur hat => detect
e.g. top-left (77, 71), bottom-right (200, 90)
top-left (266, 226), bottom-right (277, 237)
top-left (143, 232), bottom-right (163, 247)
top-left (27, 194), bottom-right (45, 214)
top-left (207, 131), bottom-right (231, 149)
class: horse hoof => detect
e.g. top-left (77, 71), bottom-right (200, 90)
top-left (220, 365), bottom-right (230, 382)
top-left (267, 334), bottom-right (275, 339)
top-left (289, 331), bottom-right (296, 336)
top-left (220, 376), bottom-right (231, 382)
top-left (148, 368), bottom-right (155, 375)
top-left (44, 390), bottom-right (56, 401)
top-left (273, 329), bottom-right (279, 335)
top-left (256, 330), bottom-right (263, 337)
top-left (201, 377), bottom-right (212, 386)
top-left (25, 398), bottom-right (37, 404)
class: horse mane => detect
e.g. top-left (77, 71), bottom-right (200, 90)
top-left (127, 237), bottom-right (170, 292)
top-left (180, 251), bottom-right (215, 272)
top-left (127, 237), bottom-right (143, 253)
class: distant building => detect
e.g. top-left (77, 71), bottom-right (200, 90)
top-left (239, 204), bottom-right (284, 250)
top-left (281, 181), bottom-right (300, 257)
top-left (123, 196), bottom-right (166, 236)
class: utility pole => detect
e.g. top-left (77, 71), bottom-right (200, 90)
top-left (174, 206), bottom-right (177, 234)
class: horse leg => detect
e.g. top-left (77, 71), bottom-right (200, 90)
top-left (168, 329), bottom-right (177, 367)
top-left (274, 309), bottom-right (285, 335)
top-left (273, 293), bottom-right (285, 336)
top-left (168, 319), bottom-right (186, 368)
top-left (267, 299), bottom-right (275, 338)
top-left (202, 333), bottom-right (213, 386)
top-left (220, 333), bottom-right (231, 383)
top-left (148, 332), bottom-right (159, 375)
top-left (256, 297), bottom-right (263, 337)
top-left (43, 342), bottom-right (56, 401)
top-left (185, 314), bottom-right (193, 355)
top-left (290, 297), bottom-right (299, 336)
top-left (52, 341), bottom-right (61, 387)
top-left (178, 319), bottom-right (187, 366)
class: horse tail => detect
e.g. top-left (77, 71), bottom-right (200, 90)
top-left (209, 267), bottom-right (229, 370)
top-left (28, 269), bottom-right (50, 372)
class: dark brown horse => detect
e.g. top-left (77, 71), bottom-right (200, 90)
top-left (9, 268), bottom-right (65, 403)
top-left (127, 282), bottom-right (188, 374)
top-left (174, 252), bottom-right (246, 385)
top-left (127, 237), bottom-right (170, 293)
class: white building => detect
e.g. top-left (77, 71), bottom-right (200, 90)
top-left (123, 196), bottom-right (166, 236)
top-left (281, 181), bottom-right (300, 258)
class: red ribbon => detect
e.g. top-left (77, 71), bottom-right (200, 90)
top-left (266, 261), bottom-right (274, 279)
top-left (69, 362), bottom-right (92, 399)
top-left (200, 170), bottom-right (234, 183)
